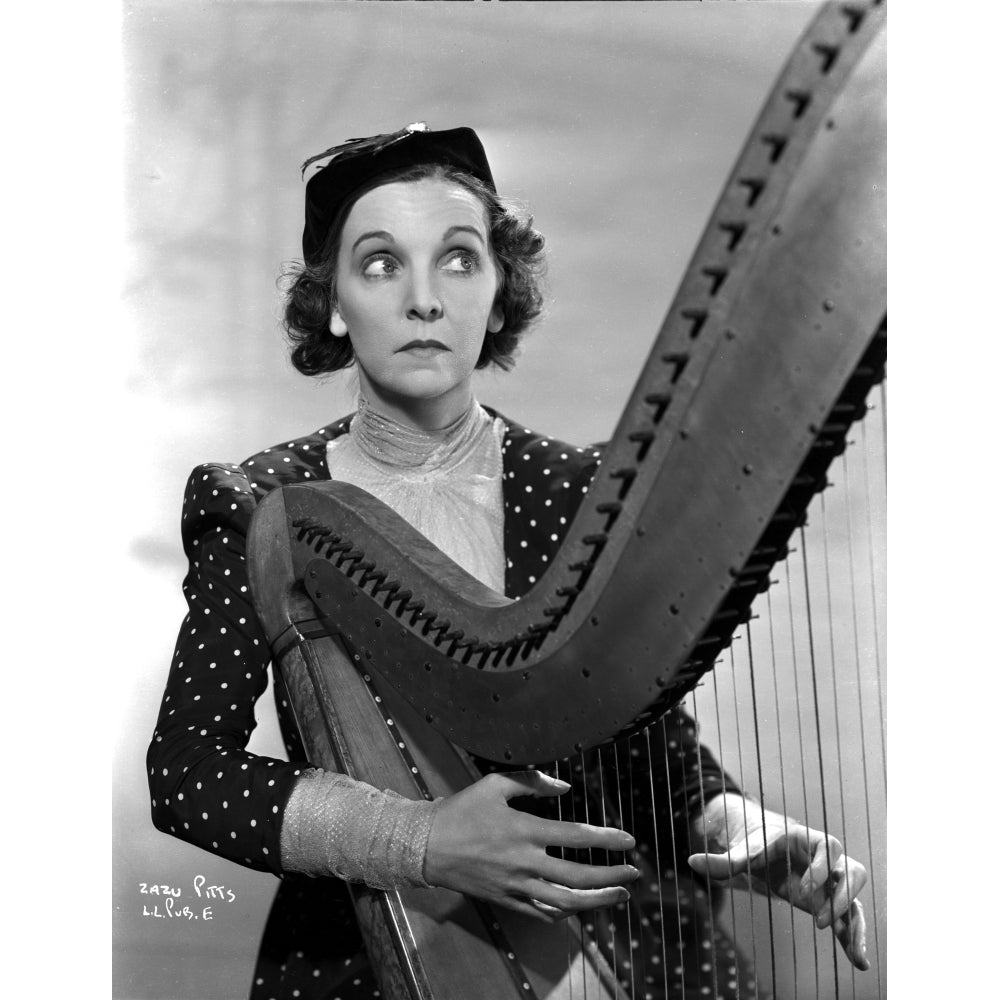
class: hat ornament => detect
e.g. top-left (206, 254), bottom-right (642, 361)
top-left (301, 122), bottom-right (430, 179)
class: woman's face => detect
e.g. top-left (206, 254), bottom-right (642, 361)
top-left (330, 177), bottom-right (503, 427)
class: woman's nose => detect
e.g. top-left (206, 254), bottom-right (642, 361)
top-left (404, 270), bottom-right (443, 321)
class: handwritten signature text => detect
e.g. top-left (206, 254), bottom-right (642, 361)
top-left (139, 875), bottom-right (238, 921)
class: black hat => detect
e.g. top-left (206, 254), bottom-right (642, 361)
top-left (300, 123), bottom-right (496, 266)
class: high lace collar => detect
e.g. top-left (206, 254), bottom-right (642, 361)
top-left (349, 394), bottom-right (490, 471)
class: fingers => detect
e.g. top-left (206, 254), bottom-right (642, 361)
top-left (833, 899), bottom-right (869, 971)
top-left (688, 819), bottom-right (872, 975)
top-left (774, 837), bottom-right (869, 932)
top-left (688, 828), bottom-right (777, 882)
top-left (525, 898), bottom-right (567, 922)
top-left (804, 830), bottom-right (844, 891)
top-left (689, 833), bottom-right (869, 922)
top-left (478, 773), bottom-right (636, 853)
top-left (814, 857), bottom-right (869, 929)
top-left (533, 814), bottom-right (635, 853)
top-left (485, 770), bottom-right (572, 802)
top-left (490, 889), bottom-right (621, 925)
top-left (538, 855), bottom-right (640, 891)
top-left (526, 878), bottom-right (631, 915)
top-left (686, 850), bottom-right (745, 883)
top-left (493, 894), bottom-right (565, 925)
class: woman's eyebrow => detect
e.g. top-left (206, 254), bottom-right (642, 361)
top-left (442, 224), bottom-right (486, 246)
top-left (351, 224), bottom-right (485, 254)
top-left (351, 229), bottom-right (394, 253)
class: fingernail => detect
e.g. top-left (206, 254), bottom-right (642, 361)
top-left (622, 833), bottom-right (636, 849)
top-left (553, 778), bottom-right (571, 790)
top-left (626, 866), bottom-right (640, 881)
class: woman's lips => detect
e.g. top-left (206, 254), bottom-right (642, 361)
top-left (398, 339), bottom-right (449, 352)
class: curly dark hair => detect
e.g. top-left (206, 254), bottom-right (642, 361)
top-left (282, 163), bottom-right (547, 377)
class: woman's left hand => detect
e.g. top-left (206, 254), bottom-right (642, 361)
top-left (687, 794), bottom-right (869, 971)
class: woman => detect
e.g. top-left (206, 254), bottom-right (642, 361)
top-left (148, 124), bottom-right (868, 999)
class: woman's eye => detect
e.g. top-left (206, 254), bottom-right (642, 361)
top-left (361, 255), bottom-right (398, 278)
top-left (442, 251), bottom-right (478, 274)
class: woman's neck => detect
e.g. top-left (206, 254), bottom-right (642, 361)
top-left (351, 391), bottom-right (485, 470)
top-left (356, 372), bottom-right (474, 432)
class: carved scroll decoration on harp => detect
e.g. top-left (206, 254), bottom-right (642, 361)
top-left (247, 3), bottom-right (885, 998)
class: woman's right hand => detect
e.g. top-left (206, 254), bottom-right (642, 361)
top-left (423, 770), bottom-right (639, 922)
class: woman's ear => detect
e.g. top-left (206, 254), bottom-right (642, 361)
top-left (487, 306), bottom-right (505, 334)
top-left (329, 306), bottom-right (348, 338)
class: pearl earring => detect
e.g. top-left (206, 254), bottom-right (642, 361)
top-left (329, 310), bottom-right (348, 338)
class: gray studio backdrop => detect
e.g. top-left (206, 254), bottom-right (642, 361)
top-left (117, 3), bottom-right (885, 999)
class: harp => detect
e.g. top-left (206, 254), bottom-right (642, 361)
top-left (247, 3), bottom-right (886, 997)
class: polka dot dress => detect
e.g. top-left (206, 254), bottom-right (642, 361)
top-left (148, 410), bottom-right (761, 999)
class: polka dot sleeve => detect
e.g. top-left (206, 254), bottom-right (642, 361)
top-left (146, 463), bottom-right (306, 876)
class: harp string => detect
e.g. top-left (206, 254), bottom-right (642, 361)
top-left (861, 394), bottom-right (887, 998)
top-left (725, 642), bottom-right (763, 997)
top-left (763, 588), bottom-right (801, 1000)
top-left (641, 727), bottom-right (671, 995)
top-left (571, 756), bottom-right (588, 1000)
top-left (817, 492), bottom-right (856, 1000)
top-left (611, 742), bottom-right (637, 1000)
top-left (779, 549), bottom-right (822, 996)
top-left (878, 385), bottom-right (887, 461)
top-left (569, 757), bottom-right (588, 1000)
top-left (625, 738), bottom-right (650, 999)
top-left (705, 671), bottom-right (744, 999)
top-left (689, 693), bottom-right (723, 999)
top-left (744, 622), bottom-right (780, 993)
top-left (594, 751), bottom-right (615, 992)
top-left (578, 751), bottom-right (594, 1000)
top-left (551, 759), bottom-right (569, 1000)
top-left (628, 747), bottom-right (640, 1000)
top-left (841, 445), bottom-right (884, 1000)
top-left (798, 527), bottom-right (843, 996)
top-left (860, 415), bottom-right (888, 791)
top-left (657, 716), bottom-right (688, 997)
top-left (643, 726), bottom-right (672, 992)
